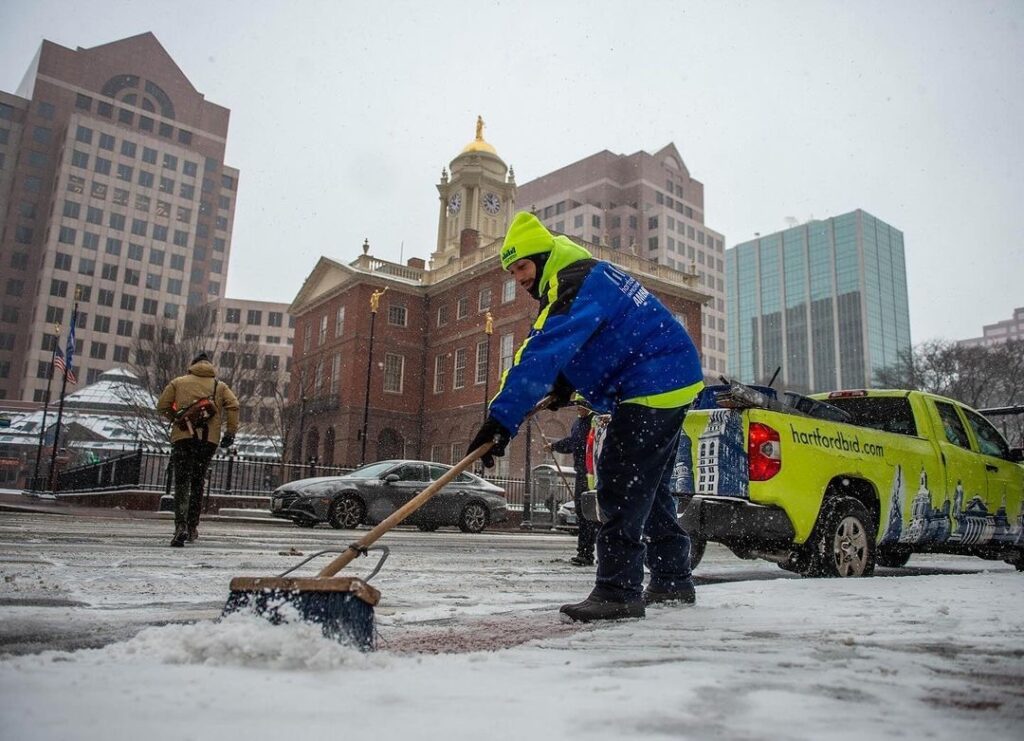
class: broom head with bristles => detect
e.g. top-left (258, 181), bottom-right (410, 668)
top-left (223, 576), bottom-right (381, 651)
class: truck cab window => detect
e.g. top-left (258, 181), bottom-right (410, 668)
top-left (935, 401), bottom-right (971, 449)
top-left (963, 409), bottom-right (1011, 460)
top-left (825, 397), bottom-right (918, 437)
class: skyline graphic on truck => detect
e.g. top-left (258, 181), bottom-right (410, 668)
top-left (880, 464), bottom-right (1022, 547)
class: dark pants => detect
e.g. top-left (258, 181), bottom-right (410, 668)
top-left (171, 438), bottom-right (217, 529)
top-left (573, 471), bottom-right (597, 558)
top-left (593, 403), bottom-right (690, 602)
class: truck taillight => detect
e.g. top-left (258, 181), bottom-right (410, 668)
top-left (748, 422), bottom-right (782, 481)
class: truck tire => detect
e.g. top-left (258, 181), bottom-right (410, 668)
top-left (803, 496), bottom-right (876, 578)
top-left (876, 546), bottom-right (912, 568)
top-left (1005, 549), bottom-right (1024, 572)
top-left (688, 535), bottom-right (706, 571)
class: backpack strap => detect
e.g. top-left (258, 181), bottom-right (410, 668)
top-left (202, 378), bottom-right (218, 443)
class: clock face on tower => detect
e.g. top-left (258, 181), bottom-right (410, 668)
top-left (448, 192), bottom-right (462, 215)
top-left (482, 192), bottom-right (502, 215)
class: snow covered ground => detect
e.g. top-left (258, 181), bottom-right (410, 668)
top-left (1, 510), bottom-right (1021, 740)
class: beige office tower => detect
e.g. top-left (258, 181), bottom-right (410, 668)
top-left (515, 144), bottom-right (727, 375)
top-left (0, 33), bottom-right (238, 401)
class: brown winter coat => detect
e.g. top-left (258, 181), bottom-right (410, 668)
top-left (156, 360), bottom-right (240, 445)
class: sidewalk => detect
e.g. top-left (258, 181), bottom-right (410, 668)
top-left (0, 489), bottom-right (284, 525)
top-left (0, 489), bottom-right (567, 533)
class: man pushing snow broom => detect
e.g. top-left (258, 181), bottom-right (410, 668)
top-left (468, 212), bottom-right (705, 622)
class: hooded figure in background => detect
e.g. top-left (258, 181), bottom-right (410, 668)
top-left (157, 352), bottom-right (240, 547)
top-left (468, 212), bottom-right (704, 622)
top-left (546, 394), bottom-right (597, 566)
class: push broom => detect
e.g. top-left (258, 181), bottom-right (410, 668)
top-left (223, 397), bottom-right (552, 650)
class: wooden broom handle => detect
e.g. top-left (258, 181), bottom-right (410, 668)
top-left (317, 442), bottom-right (494, 577)
top-left (317, 394), bottom-right (555, 579)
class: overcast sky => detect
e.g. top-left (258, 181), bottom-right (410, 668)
top-left (2, 0), bottom-right (1021, 343)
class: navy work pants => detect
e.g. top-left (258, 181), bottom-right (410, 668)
top-left (593, 403), bottom-right (691, 602)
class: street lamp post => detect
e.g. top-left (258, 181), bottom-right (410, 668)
top-left (360, 286), bottom-right (386, 465)
top-left (482, 311), bottom-right (493, 421)
top-left (479, 311), bottom-right (494, 476)
top-left (296, 391), bottom-right (308, 464)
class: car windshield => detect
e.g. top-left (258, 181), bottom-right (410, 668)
top-left (344, 461), bottom-right (399, 479)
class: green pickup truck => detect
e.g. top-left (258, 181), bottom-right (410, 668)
top-left (672, 385), bottom-right (1024, 577)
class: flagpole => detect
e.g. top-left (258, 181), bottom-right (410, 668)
top-left (32, 324), bottom-right (60, 490)
top-left (48, 299), bottom-right (78, 493)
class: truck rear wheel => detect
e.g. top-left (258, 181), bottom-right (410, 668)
top-left (803, 497), bottom-right (876, 578)
top-left (1005, 549), bottom-right (1024, 572)
top-left (876, 546), bottom-right (912, 568)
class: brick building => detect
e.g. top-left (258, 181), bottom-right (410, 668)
top-left (290, 234), bottom-right (706, 476)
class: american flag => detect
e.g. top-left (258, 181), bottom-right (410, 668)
top-left (53, 337), bottom-right (76, 386)
top-left (53, 345), bottom-right (66, 377)
top-left (53, 346), bottom-right (78, 384)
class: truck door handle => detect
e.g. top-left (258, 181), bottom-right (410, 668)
top-left (986, 464), bottom-right (998, 472)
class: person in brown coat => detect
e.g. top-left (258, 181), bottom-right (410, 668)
top-left (156, 352), bottom-right (240, 547)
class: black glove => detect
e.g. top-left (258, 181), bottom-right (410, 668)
top-left (546, 373), bottom-right (575, 411)
top-left (466, 417), bottom-right (511, 469)
top-left (219, 433), bottom-right (235, 449)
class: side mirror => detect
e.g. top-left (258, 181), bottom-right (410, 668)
top-left (1008, 448), bottom-right (1024, 463)
top-left (384, 473), bottom-right (400, 483)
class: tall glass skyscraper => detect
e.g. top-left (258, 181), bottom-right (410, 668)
top-left (726, 210), bottom-right (911, 393)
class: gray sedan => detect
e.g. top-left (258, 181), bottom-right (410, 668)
top-left (269, 459), bottom-right (508, 533)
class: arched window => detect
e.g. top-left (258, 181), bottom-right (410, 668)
top-left (376, 428), bottom-right (403, 461)
top-left (323, 427), bottom-right (336, 466)
top-left (306, 427), bottom-right (320, 464)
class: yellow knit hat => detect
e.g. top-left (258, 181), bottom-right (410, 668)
top-left (500, 212), bottom-right (555, 270)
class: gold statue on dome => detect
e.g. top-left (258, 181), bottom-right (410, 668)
top-left (485, 311), bottom-right (494, 335)
top-left (475, 115), bottom-right (484, 141)
top-left (369, 286), bottom-right (388, 313)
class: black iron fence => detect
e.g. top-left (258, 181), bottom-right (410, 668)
top-left (28, 446), bottom-right (574, 511)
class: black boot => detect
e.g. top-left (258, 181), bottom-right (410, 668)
top-left (560, 592), bottom-right (644, 622)
top-left (187, 525), bottom-right (198, 542)
top-left (569, 554), bottom-right (594, 567)
top-left (642, 580), bottom-right (696, 606)
top-left (170, 525), bottom-right (188, 548)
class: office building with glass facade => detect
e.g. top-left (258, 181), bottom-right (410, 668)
top-left (726, 209), bottom-right (910, 393)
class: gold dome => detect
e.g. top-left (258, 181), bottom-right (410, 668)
top-left (460, 115), bottom-right (498, 156)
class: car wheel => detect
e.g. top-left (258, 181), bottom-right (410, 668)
top-left (1005, 549), bottom-right (1024, 572)
top-left (876, 546), bottom-right (912, 568)
top-left (458, 501), bottom-right (489, 533)
top-left (417, 523), bottom-right (440, 532)
top-left (688, 535), bottom-right (706, 570)
top-left (328, 493), bottom-right (365, 530)
top-left (803, 497), bottom-right (875, 578)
